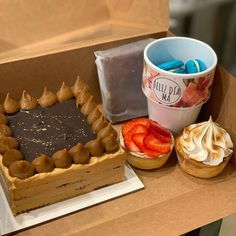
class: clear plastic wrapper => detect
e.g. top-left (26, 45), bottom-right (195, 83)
top-left (95, 38), bottom-right (154, 123)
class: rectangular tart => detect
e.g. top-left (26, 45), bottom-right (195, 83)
top-left (0, 76), bottom-right (126, 215)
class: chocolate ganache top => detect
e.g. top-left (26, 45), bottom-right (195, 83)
top-left (7, 99), bottom-right (96, 162)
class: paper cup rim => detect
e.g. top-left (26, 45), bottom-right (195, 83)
top-left (144, 36), bottom-right (218, 78)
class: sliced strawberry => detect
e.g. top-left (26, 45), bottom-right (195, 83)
top-left (130, 124), bottom-right (148, 134)
top-left (144, 133), bottom-right (171, 154)
top-left (124, 131), bottom-right (140, 152)
top-left (149, 128), bottom-right (171, 143)
top-left (150, 121), bottom-right (171, 138)
top-left (132, 133), bottom-right (146, 151)
top-left (132, 133), bottom-right (161, 158)
top-left (121, 118), bottom-right (150, 136)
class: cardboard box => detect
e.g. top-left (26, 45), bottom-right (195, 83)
top-left (1, 0), bottom-right (236, 235)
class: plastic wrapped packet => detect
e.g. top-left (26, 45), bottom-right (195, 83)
top-left (95, 38), bottom-right (154, 123)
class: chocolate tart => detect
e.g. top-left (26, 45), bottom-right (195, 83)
top-left (0, 76), bottom-right (126, 215)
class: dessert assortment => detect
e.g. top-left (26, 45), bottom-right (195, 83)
top-left (120, 118), bottom-right (174, 170)
top-left (0, 36), bottom-right (234, 221)
top-left (0, 76), bottom-right (126, 215)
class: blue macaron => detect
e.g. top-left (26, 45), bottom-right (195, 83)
top-left (185, 59), bottom-right (207, 74)
top-left (157, 59), bottom-right (184, 71)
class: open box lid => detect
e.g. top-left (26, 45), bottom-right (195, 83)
top-left (0, 0), bottom-right (169, 64)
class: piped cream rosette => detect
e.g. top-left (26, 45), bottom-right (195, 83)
top-left (175, 116), bottom-right (233, 178)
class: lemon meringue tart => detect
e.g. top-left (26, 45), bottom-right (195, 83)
top-left (0, 76), bottom-right (126, 215)
top-left (175, 117), bottom-right (233, 178)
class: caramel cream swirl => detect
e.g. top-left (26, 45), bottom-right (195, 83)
top-left (180, 117), bottom-right (233, 166)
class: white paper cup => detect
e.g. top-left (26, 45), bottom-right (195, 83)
top-left (147, 98), bottom-right (202, 134)
top-left (142, 37), bottom-right (217, 133)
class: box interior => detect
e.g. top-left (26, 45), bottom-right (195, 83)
top-left (0, 0), bottom-right (169, 63)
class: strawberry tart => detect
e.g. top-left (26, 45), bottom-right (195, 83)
top-left (120, 118), bottom-right (174, 169)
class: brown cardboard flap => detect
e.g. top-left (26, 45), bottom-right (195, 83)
top-left (0, 32), bottom-right (167, 103)
top-left (200, 66), bottom-right (236, 161)
top-left (0, 0), bottom-right (169, 63)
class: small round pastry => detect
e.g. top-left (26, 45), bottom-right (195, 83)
top-left (91, 115), bottom-right (108, 133)
top-left (69, 143), bottom-right (90, 164)
top-left (0, 124), bottom-right (12, 137)
top-left (2, 149), bottom-right (23, 167)
top-left (56, 82), bottom-right (74, 102)
top-left (76, 87), bottom-right (90, 107)
top-left (87, 106), bottom-right (102, 125)
top-left (81, 96), bottom-right (97, 116)
top-left (102, 135), bottom-right (119, 153)
top-left (20, 90), bottom-right (38, 110)
top-left (3, 93), bottom-right (20, 114)
top-left (32, 154), bottom-right (55, 173)
top-left (9, 160), bottom-right (35, 179)
top-left (38, 87), bottom-right (58, 107)
top-left (0, 105), bottom-right (4, 114)
top-left (71, 75), bottom-right (89, 97)
top-left (120, 118), bottom-right (174, 170)
top-left (84, 138), bottom-right (104, 156)
top-left (175, 117), bottom-right (233, 178)
top-left (0, 113), bottom-right (8, 125)
top-left (52, 149), bottom-right (72, 168)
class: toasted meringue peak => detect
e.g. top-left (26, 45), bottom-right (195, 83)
top-left (20, 90), bottom-right (38, 110)
top-left (9, 160), bottom-right (35, 179)
top-left (91, 115), bottom-right (108, 133)
top-left (97, 123), bottom-right (117, 140)
top-left (81, 96), bottom-right (97, 116)
top-left (0, 113), bottom-right (8, 125)
top-left (87, 106), bottom-right (102, 125)
top-left (38, 87), bottom-right (58, 107)
top-left (71, 76), bottom-right (89, 97)
top-left (2, 149), bottom-right (23, 167)
top-left (32, 154), bottom-right (55, 173)
top-left (180, 116), bottom-right (233, 166)
top-left (84, 138), bottom-right (104, 156)
top-left (76, 87), bottom-right (90, 107)
top-left (56, 82), bottom-right (74, 102)
top-left (102, 135), bottom-right (119, 153)
top-left (69, 143), bottom-right (90, 164)
top-left (52, 149), bottom-right (72, 168)
top-left (3, 93), bottom-right (20, 114)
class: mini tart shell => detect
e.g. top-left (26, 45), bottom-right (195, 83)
top-left (120, 131), bottom-right (174, 170)
top-left (175, 135), bottom-right (232, 178)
